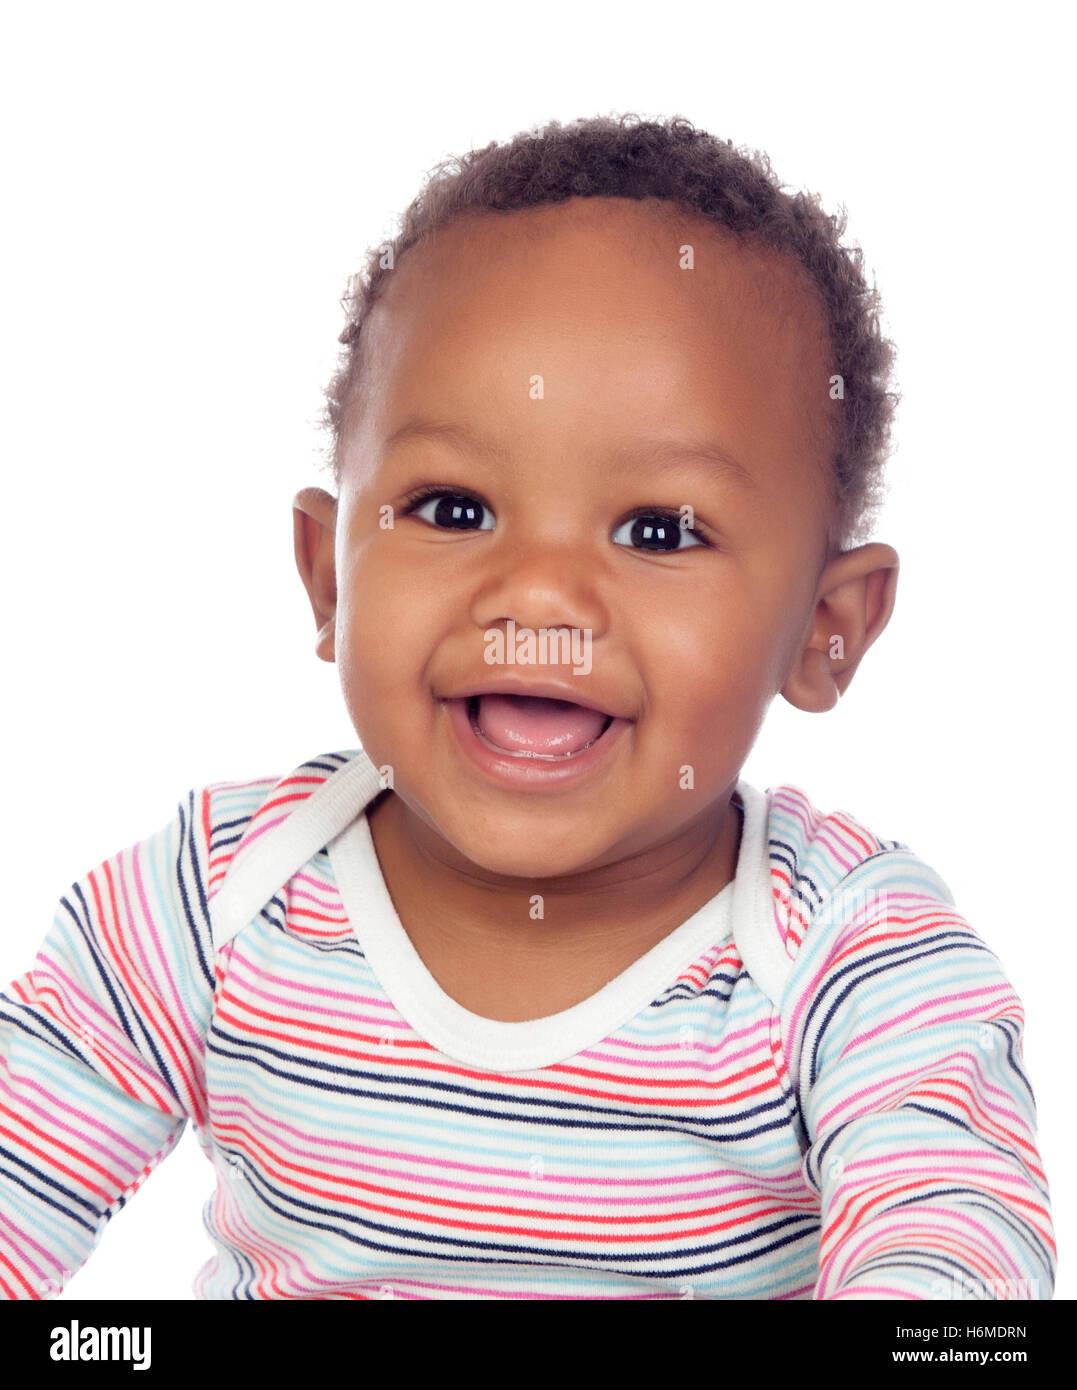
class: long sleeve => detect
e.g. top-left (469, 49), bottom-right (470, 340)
top-left (0, 789), bottom-right (216, 1298)
top-left (780, 850), bottom-right (1056, 1300)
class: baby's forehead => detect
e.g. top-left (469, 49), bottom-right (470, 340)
top-left (345, 197), bottom-right (836, 508)
top-left (374, 196), bottom-right (829, 368)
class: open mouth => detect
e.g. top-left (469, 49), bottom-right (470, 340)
top-left (466, 693), bottom-right (615, 760)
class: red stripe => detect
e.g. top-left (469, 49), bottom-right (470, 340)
top-left (215, 1002), bottom-right (778, 1106)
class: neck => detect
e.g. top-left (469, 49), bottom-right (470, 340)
top-left (365, 789), bottom-right (742, 964)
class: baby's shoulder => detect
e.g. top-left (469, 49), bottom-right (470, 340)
top-left (746, 783), bottom-right (964, 1004)
top-left (766, 782), bottom-right (930, 930)
top-left (201, 749), bottom-right (362, 884)
top-left (201, 748), bottom-right (381, 950)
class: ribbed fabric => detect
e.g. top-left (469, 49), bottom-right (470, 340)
top-left (0, 749), bottom-right (1055, 1299)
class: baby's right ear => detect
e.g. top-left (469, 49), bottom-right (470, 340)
top-left (292, 487), bottom-right (338, 663)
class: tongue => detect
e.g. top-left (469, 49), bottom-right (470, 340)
top-left (474, 694), bottom-right (608, 755)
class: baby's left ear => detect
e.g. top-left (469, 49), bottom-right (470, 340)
top-left (781, 543), bottom-right (899, 713)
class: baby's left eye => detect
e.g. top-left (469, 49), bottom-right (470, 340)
top-left (611, 511), bottom-right (706, 552)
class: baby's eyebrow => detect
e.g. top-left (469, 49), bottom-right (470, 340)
top-left (382, 417), bottom-right (759, 491)
top-left (611, 436), bottom-right (759, 490)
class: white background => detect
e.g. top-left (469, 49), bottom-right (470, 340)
top-left (1, 1), bottom-right (1072, 1300)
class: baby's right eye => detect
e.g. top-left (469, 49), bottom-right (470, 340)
top-left (405, 489), bottom-right (496, 531)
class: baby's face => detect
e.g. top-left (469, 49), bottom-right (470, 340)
top-left (324, 197), bottom-right (836, 878)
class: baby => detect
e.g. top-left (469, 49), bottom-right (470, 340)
top-left (0, 114), bottom-right (1055, 1301)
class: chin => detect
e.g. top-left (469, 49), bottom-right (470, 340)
top-left (447, 825), bottom-right (612, 882)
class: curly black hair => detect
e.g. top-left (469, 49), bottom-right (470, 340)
top-left (320, 113), bottom-right (898, 550)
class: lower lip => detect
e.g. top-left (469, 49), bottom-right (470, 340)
top-left (442, 697), bottom-right (632, 790)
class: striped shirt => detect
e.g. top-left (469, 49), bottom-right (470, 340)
top-left (0, 748), bottom-right (1055, 1299)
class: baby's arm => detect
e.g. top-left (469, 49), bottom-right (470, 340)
top-left (782, 851), bottom-right (1056, 1300)
top-left (0, 790), bottom-right (215, 1298)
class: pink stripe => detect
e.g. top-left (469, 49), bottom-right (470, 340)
top-left (846, 986), bottom-right (1015, 1049)
top-left (811, 823), bottom-right (859, 875)
top-left (829, 1207), bottom-right (1022, 1292)
top-left (829, 1285), bottom-right (918, 1298)
top-left (234, 811), bottom-right (290, 851)
top-left (581, 1020), bottom-right (772, 1073)
top-left (0, 1069), bottom-right (152, 1175)
top-left (587, 1011), bottom-right (768, 1060)
top-left (816, 1049), bottom-right (1027, 1131)
top-left (23, 961), bottom-right (162, 1103)
top-left (210, 1091), bottom-right (803, 1191)
top-left (0, 1208), bottom-right (57, 1286)
top-left (786, 906), bottom-right (974, 1050)
top-left (221, 956), bottom-right (403, 1029)
top-left (226, 950), bottom-right (396, 1010)
top-left (218, 1107), bottom-right (812, 1210)
top-left (128, 838), bottom-right (205, 1076)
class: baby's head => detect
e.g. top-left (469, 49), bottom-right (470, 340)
top-left (293, 114), bottom-right (900, 879)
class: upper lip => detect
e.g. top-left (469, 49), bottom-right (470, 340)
top-left (440, 677), bottom-right (630, 721)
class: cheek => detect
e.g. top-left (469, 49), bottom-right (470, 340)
top-left (649, 580), bottom-right (749, 669)
top-left (639, 580), bottom-right (779, 733)
top-left (338, 551), bottom-right (449, 705)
